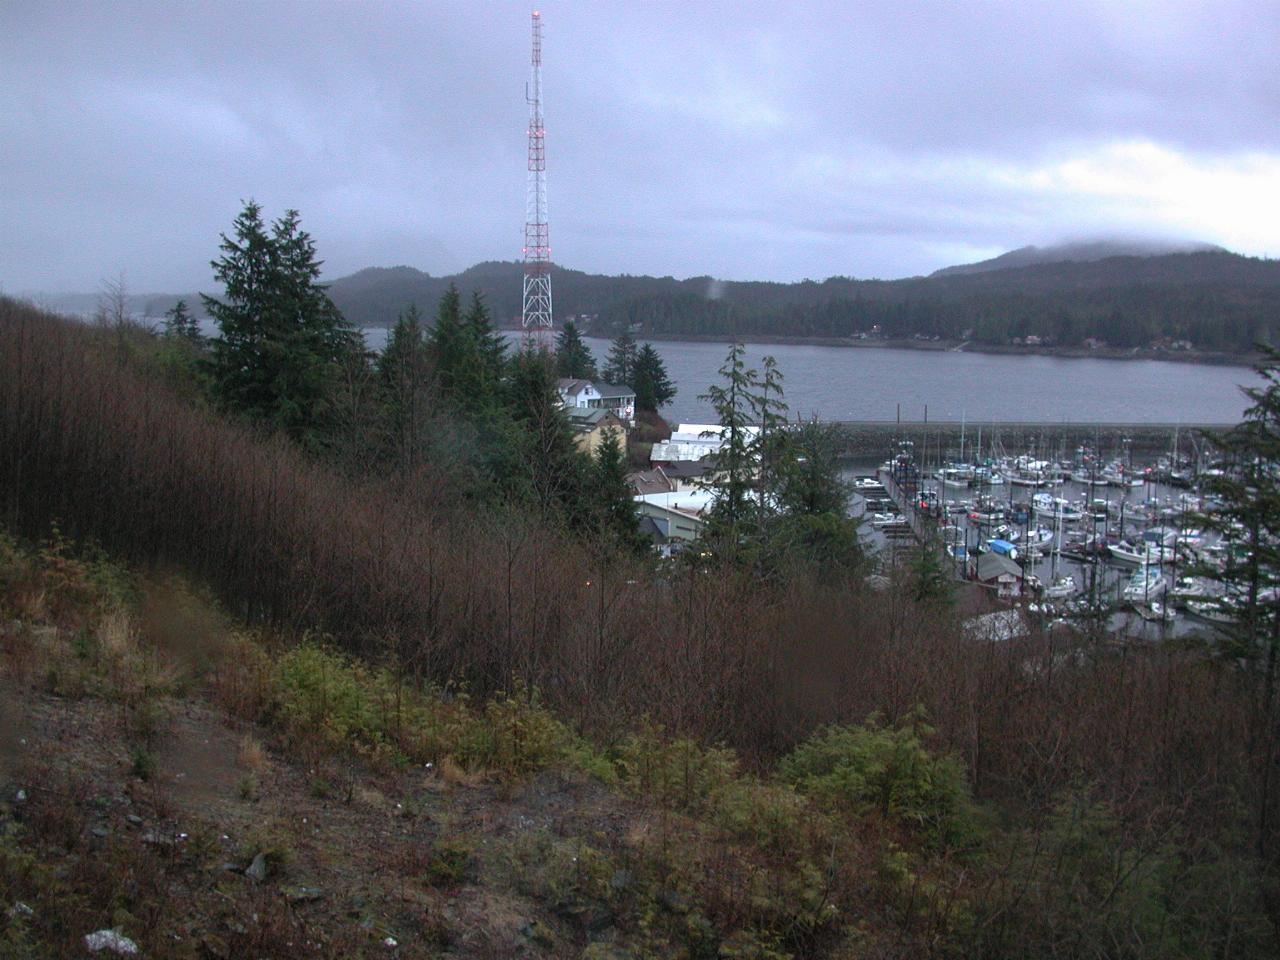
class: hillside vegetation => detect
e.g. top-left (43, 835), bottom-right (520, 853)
top-left (2, 295), bottom-right (1279, 957)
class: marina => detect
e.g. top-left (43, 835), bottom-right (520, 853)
top-left (851, 436), bottom-right (1244, 640)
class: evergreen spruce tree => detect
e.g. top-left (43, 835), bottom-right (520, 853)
top-left (464, 290), bottom-right (508, 403)
top-left (751, 354), bottom-right (788, 517)
top-left (602, 332), bottom-right (638, 386)
top-left (506, 347), bottom-right (588, 517)
top-left (162, 299), bottom-right (201, 342)
top-left (427, 284), bottom-right (472, 404)
top-left (775, 419), bottom-right (852, 517)
top-left (631, 342), bottom-right (676, 411)
top-left (699, 342), bottom-right (761, 549)
top-left (591, 428), bottom-right (641, 548)
top-left (555, 320), bottom-right (597, 380)
top-left (1199, 350), bottom-right (1280, 661)
top-left (377, 303), bottom-right (433, 467)
top-left (202, 201), bottom-right (356, 447)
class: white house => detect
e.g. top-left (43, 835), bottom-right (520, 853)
top-left (557, 378), bottom-right (637, 426)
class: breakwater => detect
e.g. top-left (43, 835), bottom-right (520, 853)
top-left (834, 421), bottom-right (1226, 464)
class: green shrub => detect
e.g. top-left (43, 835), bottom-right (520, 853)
top-left (421, 838), bottom-right (474, 888)
top-left (455, 682), bottom-right (571, 778)
top-left (618, 724), bottom-right (741, 817)
top-left (274, 642), bottom-right (571, 780)
top-left (780, 713), bottom-right (976, 848)
top-left (275, 640), bottom-right (380, 750)
top-left (129, 746), bottom-right (156, 781)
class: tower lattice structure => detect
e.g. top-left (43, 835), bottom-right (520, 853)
top-left (521, 10), bottom-right (552, 340)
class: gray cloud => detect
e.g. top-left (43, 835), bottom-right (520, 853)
top-left (3, 0), bottom-right (1278, 293)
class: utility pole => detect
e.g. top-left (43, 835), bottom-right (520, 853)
top-left (521, 10), bottom-right (553, 345)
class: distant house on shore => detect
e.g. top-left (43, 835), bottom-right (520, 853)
top-left (566, 408), bottom-right (627, 456)
top-left (557, 379), bottom-right (636, 426)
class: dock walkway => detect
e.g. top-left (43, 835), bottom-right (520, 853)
top-left (878, 467), bottom-right (932, 544)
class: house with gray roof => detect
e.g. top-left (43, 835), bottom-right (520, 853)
top-left (557, 378), bottom-right (636, 426)
top-left (974, 552), bottom-right (1024, 600)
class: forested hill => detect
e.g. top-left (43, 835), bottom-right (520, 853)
top-left (928, 239), bottom-right (1226, 277)
top-left (324, 249), bottom-right (1280, 353)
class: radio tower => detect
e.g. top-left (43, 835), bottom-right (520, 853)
top-left (521, 9), bottom-right (552, 343)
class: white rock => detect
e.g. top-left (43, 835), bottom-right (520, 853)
top-left (83, 928), bottom-right (140, 954)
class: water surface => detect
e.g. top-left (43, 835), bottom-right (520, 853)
top-left (358, 328), bottom-right (1258, 426)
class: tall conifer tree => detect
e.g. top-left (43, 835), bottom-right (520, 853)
top-left (203, 201), bottom-right (355, 447)
top-left (631, 342), bottom-right (676, 411)
top-left (555, 320), bottom-right (597, 380)
top-left (602, 332), bottom-right (638, 386)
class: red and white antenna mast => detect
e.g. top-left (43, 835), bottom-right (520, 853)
top-left (521, 9), bottom-right (552, 342)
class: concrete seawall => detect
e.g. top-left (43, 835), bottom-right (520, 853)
top-left (835, 421), bottom-right (1228, 463)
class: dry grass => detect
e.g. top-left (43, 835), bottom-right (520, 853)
top-left (238, 734), bottom-right (267, 772)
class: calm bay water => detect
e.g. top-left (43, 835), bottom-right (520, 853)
top-left (359, 327), bottom-right (1258, 426)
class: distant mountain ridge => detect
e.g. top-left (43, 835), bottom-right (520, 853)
top-left (30, 241), bottom-right (1280, 354)
top-left (931, 239), bottom-right (1227, 277)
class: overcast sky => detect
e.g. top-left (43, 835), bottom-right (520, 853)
top-left (3, 0), bottom-right (1279, 294)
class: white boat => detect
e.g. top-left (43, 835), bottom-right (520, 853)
top-left (1017, 526), bottom-right (1056, 547)
top-left (1032, 493), bottom-right (1085, 523)
top-left (1123, 567), bottom-right (1169, 604)
top-left (1109, 540), bottom-right (1175, 565)
top-left (1187, 597), bottom-right (1240, 625)
top-left (1137, 601), bottom-right (1178, 622)
top-left (1176, 529), bottom-right (1204, 549)
top-left (1042, 574), bottom-right (1079, 599)
top-left (1170, 576), bottom-right (1210, 600)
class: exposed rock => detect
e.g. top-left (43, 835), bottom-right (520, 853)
top-left (244, 852), bottom-right (268, 883)
top-left (126, 814), bottom-right (143, 826)
top-left (609, 868), bottom-right (633, 892)
top-left (83, 928), bottom-right (140, 954)
top-left (283, 885), bottom-right (324, 903)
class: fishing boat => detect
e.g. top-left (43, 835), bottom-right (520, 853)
top-left (1122, 566), bottom-right (1169, 604)
top-left (1170, 576), bottom-right (1210, 601)
top-left (1032, 493), bottom-right (1085, 523)
top-left (1108, 539), bottom-right (1176, 565)
top-left (1017, 526), bottom-right (1056, 547)
top-left (1186, 597), bottom-right (1240, 625)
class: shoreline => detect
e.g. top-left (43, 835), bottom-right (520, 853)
top-left (568, 331), bottom-right (1259, 368)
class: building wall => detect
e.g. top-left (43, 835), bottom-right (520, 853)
top-left (634, 502), bottom-right (704, 542)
